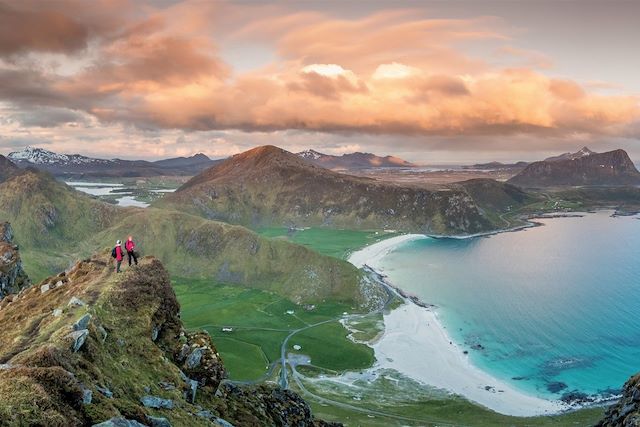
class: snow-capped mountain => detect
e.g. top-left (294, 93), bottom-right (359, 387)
top-left (8, 146), bottom-right (113, 165)
top-left (544, 146), bottom-right (595, 162)
top-left (296, 149), bottom-right (416, 169)
top-left (298, 149), bottom-right (323, 161)
top-left (5, 146), bottom-right (218, 178)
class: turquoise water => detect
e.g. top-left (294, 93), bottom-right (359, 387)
top-left (377, 211), bottom-right (640, 400)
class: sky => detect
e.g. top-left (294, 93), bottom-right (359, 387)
top-left (0, 0), bottom-right (639, 164)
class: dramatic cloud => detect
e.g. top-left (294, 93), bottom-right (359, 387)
top-left (0, 0), bottom-right (638, 160)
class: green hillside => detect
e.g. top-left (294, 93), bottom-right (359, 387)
top-left (0, 169), bottom-right (377, 309)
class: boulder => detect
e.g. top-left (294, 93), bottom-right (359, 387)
top-left (96, 385), bottom-right (113, 398)
top-left (140, 395), bottom-right (174, 409)
top-left (92, 418), bottom-right (147, 427)
top-left (73, 313), bottom-right (92, 331)
top-left (146, 416), bottom-right (172, 427)
top-left (68, 329), bottom-right (89, 352)
top-left (68, 296), bottom-right (86, 307)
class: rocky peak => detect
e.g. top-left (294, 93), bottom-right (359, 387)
top-left (0, 252), bottom-right (336, 426)
top-left (544, 146), bottom-right (596, 162)
top-left (0, 222), bottom-right (30, 299)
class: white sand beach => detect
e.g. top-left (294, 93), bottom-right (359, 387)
top-left (348, 235), bottom-right (568, 417)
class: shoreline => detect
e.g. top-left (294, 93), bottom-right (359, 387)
top-left (347, 234), bottom-right (569, 417)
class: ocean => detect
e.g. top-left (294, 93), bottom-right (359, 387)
top-left (376, 211), bottom-right (640, 400)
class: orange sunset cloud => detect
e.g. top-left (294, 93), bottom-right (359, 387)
top-left (0, 0), bottom-right (638, 160)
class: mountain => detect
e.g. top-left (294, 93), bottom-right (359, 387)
top-left (0, 155), bottom-right (21, 182)
top-left (544, 146), bottom-right (595, 162)
top-left (157, 145), bottom-right (535, 236)
top-left (0, 251), bottom-right (335, 426)
top-left (297, 149), bottom-right (416, 170)
top-left (152, 153), bottom-right (218, 170)
top-left (508, 149), bottom-right (640, 188)
top-left (7, 146), bottom-right (219, 178)
top-left (463, 161), bottom-right (529, 170)
top-left (0, 160), bottom-right (375, 308)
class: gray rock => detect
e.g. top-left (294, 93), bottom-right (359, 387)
top-left (52, 308), bottom-right (63, 317)
top-left (92, 418), bottom-right (147, 427)
top-left (40, 284), bottom-right (50, 293)
top-left (195, 411), bottom-right (235, 427)
top-left (196, 410), bottom-right (215, 419)
top-left (633, 388), bottom-right (640, 402)
top-left (55, 280), bottom-right (63, 287)
top-left (97, 325), bottom-right (108, 343)
top-left (178, 344), bottom-right (190, 361)
top-left (68, 296), bottom-right (85, 307)
top-left (152, 324), bottom-right (160, 341)
top-left (68, 329), bottom-right (89, 352)
top-left (96, 385), bottom-right (113, 398)
top-left (146, 416), bottom-right (172, 427)
top-left (73, 313), bottom-right (92, 331)
top-left (187, 379), bottom-right (198, 403)
top-left (620, 403), bottom-right (636, 418)
top-left (117, 338), bottom-right (125, 347)
top-left (140, 395), bottom-right (174, 409)
top-left (0, 363), bottom-right (11, 370)
top-left (81, 386), bottom-right (92, 404)
top-left (185, 348), bottom-right (204, 369)
top-left (158, 381), bottom-right (176, 391)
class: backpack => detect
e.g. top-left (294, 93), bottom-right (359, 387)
top-left (111, 247), bottom-right (117, 258)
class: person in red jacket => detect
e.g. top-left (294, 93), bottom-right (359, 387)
top-left (113, 240), bottom-right (124, 273)
top-left (125, 235), bottom-right (138, 266)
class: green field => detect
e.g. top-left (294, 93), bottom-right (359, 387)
top-left (173, 278), bottom-right (373, 381)
top-left (257, 227), bottom-right (399, 259)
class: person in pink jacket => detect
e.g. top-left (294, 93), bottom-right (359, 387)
top-left (113, 240), bottom-right (124, 273)
top-left (125, 235), bottom-right (138, 266)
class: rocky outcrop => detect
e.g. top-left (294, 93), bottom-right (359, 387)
top-left (0, 222), bottom-right (30, 299)
top-left (0, 253), bottom-right (337, 426)
top-left (598, 374), bottom-right (640, 426)
top-left (509, 149), bottom-right (640, 187)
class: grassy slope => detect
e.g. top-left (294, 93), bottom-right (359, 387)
top-left (257, 227), bottom-right (400, 259)
top-left (174, 279), bottom-right (372, 381)
top-left (81, 208), bottom-right (370, 307)
top-left (0, 171), bottom-right (371, 308)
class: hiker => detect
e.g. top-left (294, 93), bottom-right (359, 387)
top-left (112, 240), bottom-right (124, 273)
top-left (125, 235), bottom-right (138, 266)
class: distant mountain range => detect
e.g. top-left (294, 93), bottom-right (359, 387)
top-left (157, 145), bottom-right (534, 235)
top-left (509, 148), bottom-right (640, 187)
top-left (297, 149), bottom-right (416, 169)
top-left (7, 146), bottom-right (220, 178)
top-left (463, 161), bottom-right (529, 171)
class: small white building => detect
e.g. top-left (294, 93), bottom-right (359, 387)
top-left (286, 310), bottom-right (295, 315)
top-left (293, 345), bottom-right (302, 351)
top-left (221, 327), bottom-right (233, 332)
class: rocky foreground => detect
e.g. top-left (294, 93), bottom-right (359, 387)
top-left (0, 250), bottom-right (338, 426)
top-left (598, 375), bottom-right (640, 427)
top-left (0, 222), bottom-right (30, 299)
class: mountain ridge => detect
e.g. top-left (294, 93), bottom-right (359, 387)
top-left (7, 146), bottom-right (219, 178)
top-left (161, 145), bottom-right (535, 235)
top-left (509, 149), bottom-right (640, 187)
top-left (0, 250), bottom-right (338, 426)
top-left (297, 149), bottom-right (416, 169)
